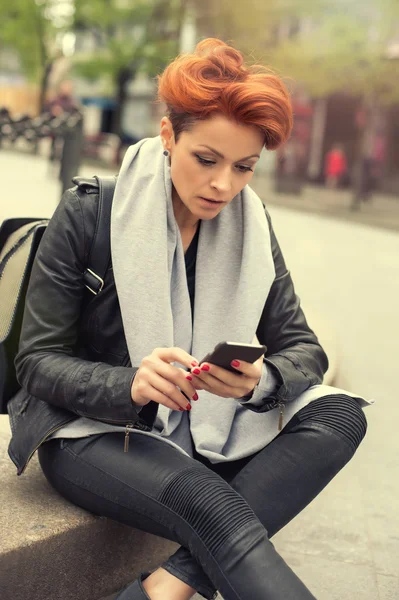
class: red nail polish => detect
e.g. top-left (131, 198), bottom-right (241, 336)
top-left (192, 393), bottom-right (198, 401)
top-left (231, 360), bottom-right (240, 368)
top-left (186, 375), bottom-right (193, 381)
top-left (192, 368), bottom-right (201, 375)
top-left (191, 361), bottom-right (198, 367)
top-left (186, 403), bottom-right (192, 410)
top-left (201, 364), bottom-right (210, 371)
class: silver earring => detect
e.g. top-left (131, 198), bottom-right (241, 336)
top-left (163, 149), bottom-right (169, 157)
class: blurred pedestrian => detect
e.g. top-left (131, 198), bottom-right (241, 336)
top-left (324, 144), bottom-right (347, 189)
top-left (46, 81), bottom-right (78, 167)
top-left (351, 155), bottom-right (375, 211)
top-left (45, 80), bottom-right (84, 197)
top-left (58, 108), bottom-right (84, 198)
top-left (370, 134), bottom-right (386, 192)
top-left (46, 80), bottom-right (79, 117)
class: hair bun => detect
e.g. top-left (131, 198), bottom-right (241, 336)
top-left (195, 38), bottom-right (244, 70)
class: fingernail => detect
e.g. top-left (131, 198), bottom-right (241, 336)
top-left (192, 393), bottom-right (198, 401)
top-left (231, 360), bottom-right (240, 368)
top-left (186, 375), bottom-right (193, 381)
top-left (191, 360), bottom-right (198, 367)
top-left (201, 364), bottom-right (210, 372)
top-left (186, 403), bottom-right (192, 411)
top-left (192, 368), bottom-right (201, 375)
top-left (179, 408), bottom-right (184, 411)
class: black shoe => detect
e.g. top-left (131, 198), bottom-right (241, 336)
top-left (99, 572), bottom-right (152, 600)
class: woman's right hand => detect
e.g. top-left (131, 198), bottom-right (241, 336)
top-left (131, 347), bottom-right (199, 411)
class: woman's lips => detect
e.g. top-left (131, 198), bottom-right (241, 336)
top-left (199, 197), bottom-right (224, 204)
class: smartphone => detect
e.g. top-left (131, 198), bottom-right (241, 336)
top-left (199, 342), bottom-right (267, 373)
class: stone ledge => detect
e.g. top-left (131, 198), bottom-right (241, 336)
top-left (0, 418), bottom-right (178, 600)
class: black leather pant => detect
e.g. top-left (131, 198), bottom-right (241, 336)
top-left (38, 394), bottom-right (367, 600)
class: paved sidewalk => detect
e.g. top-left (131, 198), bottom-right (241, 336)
top-left (1, 150), bottom-right (398, 599)
top-left (251, 172), bottom-right (399, 233)
top-left (0, 149), bottom-right (115, 223)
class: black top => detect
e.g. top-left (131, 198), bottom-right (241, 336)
top-left (184, 222), bottom-right (200, 318)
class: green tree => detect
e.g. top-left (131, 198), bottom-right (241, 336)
top-left (0, 0), bottom-right (70, 112)
top-left (196, 0), bottom-right (399, 103)
top-left (73, 0), bottom-right (189, 136)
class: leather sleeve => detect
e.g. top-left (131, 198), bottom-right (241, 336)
top-left (15, 188), bottom-right (142, 425)
top-left (248, 208), bottom-right (329, 412)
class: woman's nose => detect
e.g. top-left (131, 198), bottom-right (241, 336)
top-left (211, 168), bottom-right (232, 194)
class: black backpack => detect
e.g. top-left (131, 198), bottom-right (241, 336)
top-left (0, 176), bottom-right (116, 413)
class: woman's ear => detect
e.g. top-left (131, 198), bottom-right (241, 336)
top-left (160, 117), bottom-right (174, 153)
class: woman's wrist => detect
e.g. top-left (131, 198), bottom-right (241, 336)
top-left (242, 376), bottom-right (261, 400)
top-left (240, 364), bottom-right (278, 407)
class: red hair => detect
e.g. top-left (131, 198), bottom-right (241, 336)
top-left (157, 38), bottom-right (293, 150)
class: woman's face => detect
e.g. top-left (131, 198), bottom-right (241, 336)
top-left (160, 114), bottom-right (264, 221)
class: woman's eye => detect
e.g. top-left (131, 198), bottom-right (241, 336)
top-left (195, 155), bottom-right (215, 166)
top-left (195, 154), bottom-right (253, 173)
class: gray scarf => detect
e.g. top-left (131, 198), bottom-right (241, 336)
top-left (111, 136), bottom-right (276, 462)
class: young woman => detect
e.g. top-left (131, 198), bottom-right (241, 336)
top-left (8, 39), bottom-right (368, 600)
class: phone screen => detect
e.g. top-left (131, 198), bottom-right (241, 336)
top-left (200, 342), bottom-right (267, 373)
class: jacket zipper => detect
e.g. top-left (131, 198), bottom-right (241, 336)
top-left (20, 413), bottom-right (148, 473)
top-left (78, 413), bottom-right (150, 453)
top-left (124, 423), bottom-right (134, 452)
top-left (124, 420), bottom-right (151, 452)
top-left (85, 415), bottom-right (149, 452)
top-left (277, 402), bottom-right (285, 431)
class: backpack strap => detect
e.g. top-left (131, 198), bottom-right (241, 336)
top-left (82, 175), bottom-right (117, 295)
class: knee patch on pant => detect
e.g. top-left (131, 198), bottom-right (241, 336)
top-left (296, 394), bottom-right (367, 452)
top-left (157, 466), bottom-right (258, 556)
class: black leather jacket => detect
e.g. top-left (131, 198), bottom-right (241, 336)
top-left (8, 178), bottom-right (328, 475)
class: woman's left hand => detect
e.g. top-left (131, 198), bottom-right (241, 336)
top-left (189, 355), bottom-right (263, 399)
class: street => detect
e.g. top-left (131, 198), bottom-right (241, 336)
top-left (252, 171), bottom-right (399, 234)
top-left (1, 149), bottom-right (398, 599)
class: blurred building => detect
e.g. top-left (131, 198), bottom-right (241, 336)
top-left (2, 2), bottom-right (398, 188)
top-left (196, 3), bottom-right (399, 194)
top-left (0, 49), bottom-right (40, 117)
top-left (276, 13), bottom-right (398, 193)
